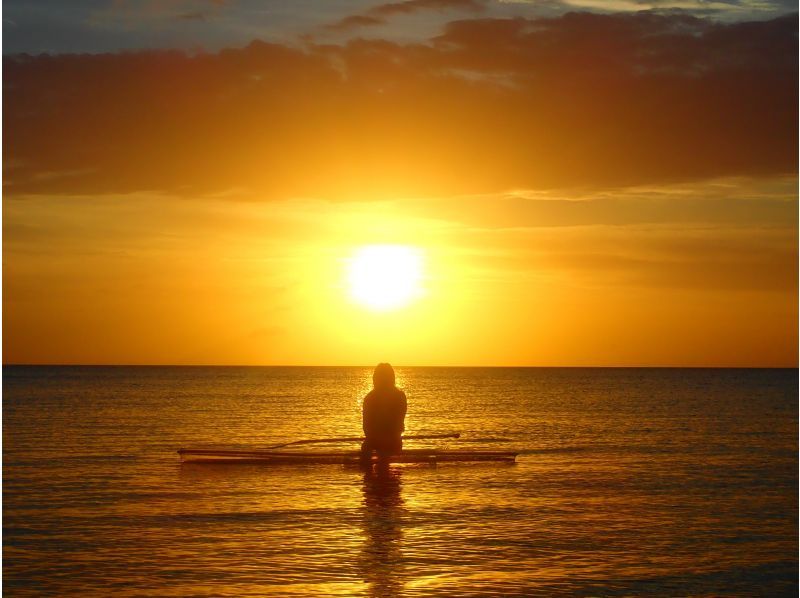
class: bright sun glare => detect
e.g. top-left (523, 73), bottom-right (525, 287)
top-left (347, 245), bottom-right (424, 311)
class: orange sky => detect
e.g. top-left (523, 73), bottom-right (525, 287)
top-left (3, 8), bottom-right (798, 366)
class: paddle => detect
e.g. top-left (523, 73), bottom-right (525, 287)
top-left (264, 432), bottom-right (460, 450)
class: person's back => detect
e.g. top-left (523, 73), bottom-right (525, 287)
top-left (363, 386), bottom-right (407, 438)
top-left (361, 363), bottom-right (407, 464)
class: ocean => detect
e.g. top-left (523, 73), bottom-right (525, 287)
top-left (3, 366), bottom-right (797, 596)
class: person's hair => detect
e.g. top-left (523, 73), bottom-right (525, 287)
top-left (373, 363), bottom-right (396, 390)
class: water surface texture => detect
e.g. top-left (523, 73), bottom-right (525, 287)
top-left (4, 366), bottom-right (798, 596)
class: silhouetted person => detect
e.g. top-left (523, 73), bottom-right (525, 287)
top-left (360, 363), bottom-right (407, 467)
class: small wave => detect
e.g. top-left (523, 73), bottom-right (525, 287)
top-left (157, 508), bottom-right (349, 525)
top-left (59, 455), bottom-right (139, 462)
top-left (519, 446), bottom-right (590, 455)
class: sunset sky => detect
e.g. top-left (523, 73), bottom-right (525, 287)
top-left (3, 0), bottom-right (798, 366)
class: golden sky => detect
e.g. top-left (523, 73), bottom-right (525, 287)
top-left (3, 4), bottom-right (798, 366)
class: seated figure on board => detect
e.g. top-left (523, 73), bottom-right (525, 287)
top-left (360, 363), bottom-right (407, 467)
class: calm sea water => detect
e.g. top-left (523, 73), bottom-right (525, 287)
top-left (3, 366), bottom-right (797, 596)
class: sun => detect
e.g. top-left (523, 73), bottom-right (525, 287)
top-left (347, 245), bottom-right (424, 311)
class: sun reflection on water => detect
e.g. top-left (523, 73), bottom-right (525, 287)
top-left (359, 466), bottom-right (406, 597)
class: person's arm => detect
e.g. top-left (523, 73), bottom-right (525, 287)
top-left (362, 392), bottom-right (373, 436)
top-left (398, 390), bottom-right (407, 433)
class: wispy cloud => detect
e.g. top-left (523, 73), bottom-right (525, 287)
top-left (326, 0), bottom-right (488, 32)
top-left (90, 0), bottom-right (232, 26)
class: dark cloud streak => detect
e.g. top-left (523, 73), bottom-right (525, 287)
top-left (326, 14), bottom-right (386, 32)
top-left (326, 0), bottom-right (487, 32)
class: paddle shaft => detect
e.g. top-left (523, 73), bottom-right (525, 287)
top-left (265, 432), bottom-right (460, 450)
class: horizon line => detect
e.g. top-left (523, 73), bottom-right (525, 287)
top-left (3, 363), bottom-right (797, 369)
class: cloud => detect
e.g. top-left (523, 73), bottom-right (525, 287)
top-left (326, 15), bottom-right (386, 32)
top-left (4, 12), bottom-right (797, 198)
top-left (528, 226), bottom-right (798, 293)
top-left (443, 215), bottom-right (797, 294)
top-left (403, 175), bottom-right (799, 293)
top-left (371, 0), bottom-right (488, 17)
top-left (176, 11), bottom-right (210, 22)
top-left (404, 177), bottom-right (799, 229)
top-left (91, 0), bottom-right (231, 25)
top-left (326, 0), bottom-right (488, 32)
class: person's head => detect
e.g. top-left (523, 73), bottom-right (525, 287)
top-left (373, 363), bottom-right (396, 390)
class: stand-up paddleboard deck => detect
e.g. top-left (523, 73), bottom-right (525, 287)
top-left (178, 448), bottom-right (518, 464)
